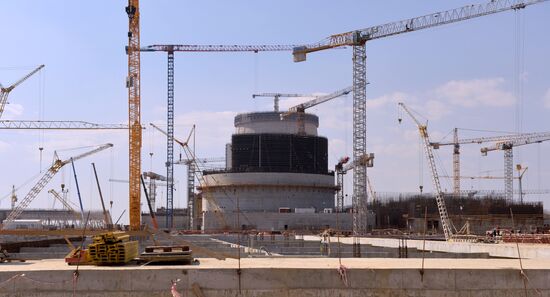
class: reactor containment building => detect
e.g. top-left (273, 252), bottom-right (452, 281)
top-left (200, 111), bottom-right (352, 231)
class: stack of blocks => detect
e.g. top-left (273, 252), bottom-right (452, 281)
top-left (88, 232), bottom-right (138, 265)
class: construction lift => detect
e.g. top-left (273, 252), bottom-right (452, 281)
top-left (292, 0), bottom-right (548, 238)
top-left (1, 143), bottom-right (113, 229)
top-left (0, 64), bottom-right (44, 119)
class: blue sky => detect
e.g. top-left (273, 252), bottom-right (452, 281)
top-left (1, 1), bottom-right (549, 222)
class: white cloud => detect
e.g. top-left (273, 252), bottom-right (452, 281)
top-left (2, 103), bottom-right (24, 118)
top-left (0, 141), bottom-right (9, 153)
top-left (423, 100), bottom-right (452, 121)
top-left (366, 92), bottom-right (408, 109)
top-left (544, 88), bottom-right (550, 109)
top-left (434, 78), bottom-right (515, 107)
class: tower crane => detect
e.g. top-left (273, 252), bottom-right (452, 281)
top-left (0, 65), bottom-right (44, 119)
top-left (126, 0), bottom-right (141, 231)
top-left (252, 93), bottom-right (313, 113)
top-left (431, 130), bottom-right (550, 195)
top-left (334, 154), bottom-right (374, 213)
top-left (398, 102), bottom-right (454, 241)
top-left (292, 0), bottom-right (548, 236)
top-left (283, 86), bottom-right (353, 135)
top-left (140, 44), bottom-right (302, 233)
top-left (480, 134), bottom-right (550, 201)
top-left (1, 143), bottom-right (113, 229)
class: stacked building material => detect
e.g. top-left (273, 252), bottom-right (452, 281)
top-left (139, 245), bottom-right (193, 264)
top-left (88, 232), bottom-right (138, 265)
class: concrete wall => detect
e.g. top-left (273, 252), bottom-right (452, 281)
top-left (303, 235), bottom-right (550, 259)
top-left (141, 214), bottom-right (190, 230)
top-left (1, 258), bottom-right (550, 296)
top-left (234, 112), bottom-right (319, 136)
top-left (203, 211), bottom-right (359, 232)
top-left (201, 172), bottom-right (335, 212)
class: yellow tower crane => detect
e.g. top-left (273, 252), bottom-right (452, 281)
top-left (126, 0), bottom-right (141, 231)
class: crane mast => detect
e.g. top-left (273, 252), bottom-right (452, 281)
top-left (150, 123), bottom-right (196, 228)
top-left (453, 128), bottom-right (460, 195)
top-left (126, 0), bottom-right (141, 231)
top-left (0, 64), bottom-right (44, 119)
top-left (398, 103), bottom-right (453, 240)
top-left (1, 143), bottom-right (113, 229)
top-left (166, 49), bottom-right (175, 229)
top-left (292, 0), bottom-right (547, 239)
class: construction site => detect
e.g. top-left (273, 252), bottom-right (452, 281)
top-left (1, 0), bottom-right (550, 296)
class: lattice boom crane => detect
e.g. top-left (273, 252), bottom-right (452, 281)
top-left (0, 65), bottom-right (45, 119)
top-left (1, 143), bottom-right (113, 229)
top-left (398, 102), bottom-right (453, 240)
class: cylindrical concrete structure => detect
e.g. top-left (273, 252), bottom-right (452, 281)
top-left (202, 111), bottom-right (335, 214)
top-left (201, 172), bottom-right (335, 212)
top-left (234, 112), bottom-right (319, 136)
